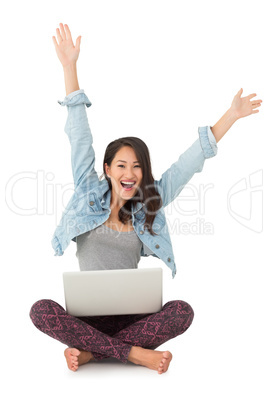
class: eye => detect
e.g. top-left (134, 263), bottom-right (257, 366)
top-left (117, 164), bottom-right (141, 168)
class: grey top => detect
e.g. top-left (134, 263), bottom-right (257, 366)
top-left (76, 224), bottom-right (143, 271)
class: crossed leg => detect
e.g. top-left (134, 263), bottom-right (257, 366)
top-left (30, 299), bottom-right (194, 374)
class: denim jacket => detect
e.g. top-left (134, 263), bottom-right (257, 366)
top-left (51, 89), bottom-right (218, 278)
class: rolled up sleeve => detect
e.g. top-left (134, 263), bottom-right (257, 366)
top-left (198, 126), bottom-right (218, 158)
top-left (58, 89), bottom-right (92, 107)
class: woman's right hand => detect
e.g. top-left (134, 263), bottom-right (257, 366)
top-left (52, 23), bottom-right (81, 68)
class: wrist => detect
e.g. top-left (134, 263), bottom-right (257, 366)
top-left (211, 108), bottom-right (238, 143)
top-left (63, 62), bottom-right (77, 72)
top-left (63, 63), bottom-right (79, 96)
top-left (228, 106), bottom-right (240, 123)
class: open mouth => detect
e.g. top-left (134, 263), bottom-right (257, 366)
top-left (120, 181), bottom-right (136, 190)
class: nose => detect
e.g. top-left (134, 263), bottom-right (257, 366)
top-left (124, 166), bottom-right (136, 178)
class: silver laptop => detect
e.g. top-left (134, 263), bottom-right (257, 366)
top-left (63, 268), bottom-right (163, 317)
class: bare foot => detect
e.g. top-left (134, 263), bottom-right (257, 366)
top-left (128, 346), bottom-right (172, 374)
top-left (64, 348), bottom-right (94, 372)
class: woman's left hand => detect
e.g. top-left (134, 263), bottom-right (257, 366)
top-left (231, 88), bottom-right (262, 119)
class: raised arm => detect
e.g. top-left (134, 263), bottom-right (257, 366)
top-left (156, 89), bottom-right (262, 208)
top-left (52, 24), bottom-right (98, 192)
top-left (211, 88), bottom-right (262, 142)
top-left (52, 23), bottom-right (81, 95)
top-left (155, 126), bottom-right (217, 208)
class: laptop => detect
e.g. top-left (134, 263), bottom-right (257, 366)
top-left (63, 268), bottom-right (163, 317)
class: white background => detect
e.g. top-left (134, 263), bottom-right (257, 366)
top-left (1, 0), bottom-right (267, 400)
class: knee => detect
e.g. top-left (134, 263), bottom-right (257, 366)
top-left (29, 299), bottom-right (60, 325)
top-left (178, 300), bottom-right (194, 332)
top-left (164, 300), bottom-right (195, 330)
top-left (164, 299), bottom-right (194, 315)
top-left (179, 300), bottom-right (194, 320)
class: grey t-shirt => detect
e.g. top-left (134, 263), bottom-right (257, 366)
top-left (76, 224), bottom-right (143, 271)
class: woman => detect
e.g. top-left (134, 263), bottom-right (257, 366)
top-left (30, 23), bottom-right (262, 374)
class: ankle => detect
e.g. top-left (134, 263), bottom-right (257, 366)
top-left (128, 346), bottom-right (143, 364)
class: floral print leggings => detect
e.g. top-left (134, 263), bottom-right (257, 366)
top-left (29, 299), bottom-right (194, 364)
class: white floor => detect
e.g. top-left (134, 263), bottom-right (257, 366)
top-left (6, 301), bottom-right (267, 402)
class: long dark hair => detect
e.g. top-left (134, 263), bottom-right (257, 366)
top-left (100, 137), bottom-right (162, 236)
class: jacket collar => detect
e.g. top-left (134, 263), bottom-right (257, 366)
top-left (97, 179), bottom-right (144, 214)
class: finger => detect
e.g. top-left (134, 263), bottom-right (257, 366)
top-left (52, 36), bottom-right (59, 48)
top-left (59, 23), bottom-right (66, 40)
top-left (251, 103), bottom-right (262, 109)
top-left (75, 36), bottom-right (81, 51)
top-left (237, 88), bottom-right (243, 97)
top-left (252, 110), bottom-right (259, 114)
top-left (56, 28), bottom-right (63, 43)
top-left (64, 24), bottom-right (72, 41)
top-left (247, 93), bottom-right (257, 100)
top-left (251, 99), bottom-right (262, 105)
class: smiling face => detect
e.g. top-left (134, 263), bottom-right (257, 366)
top-left (104, 146), bottom-right (143, 207)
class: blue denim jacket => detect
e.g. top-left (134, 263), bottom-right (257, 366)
top-left (51, 89), bottom-right (218, 278)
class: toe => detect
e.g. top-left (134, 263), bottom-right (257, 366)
top-left (163, 351), bottom-right (172, 360)
top-left (70, 348), bottom-right (81, 357)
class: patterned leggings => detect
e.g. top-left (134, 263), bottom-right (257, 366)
top-left (29, 299), bottom-right (194, 364)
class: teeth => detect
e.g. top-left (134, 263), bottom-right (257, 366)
top-left (121, 181), bottom-right (135, 184)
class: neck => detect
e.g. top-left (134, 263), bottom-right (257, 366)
top-left (110, 191), bottom-right (127, 211)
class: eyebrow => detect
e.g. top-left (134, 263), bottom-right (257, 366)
top-left (116, 160), bottom-right (140, 163)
